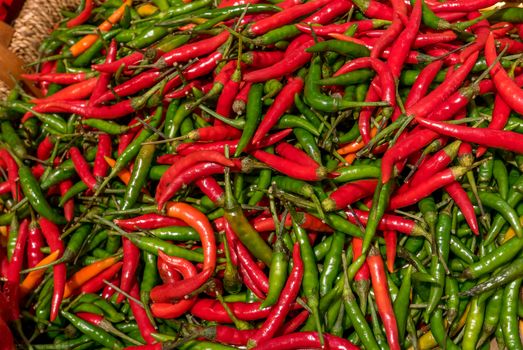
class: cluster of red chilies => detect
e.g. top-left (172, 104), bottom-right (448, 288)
top-left (1, 0), bottom-right (523, 349)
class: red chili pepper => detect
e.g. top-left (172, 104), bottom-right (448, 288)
top-left (404, 60), bottom-right (445, 110)
top-left (251, 149), bottom-right (327, 181)
top-left (176, 129), bottom-right (293, 155)
top-left (22, 72), bottom-right (93, 84)
top-left (211, 325), bottom-right (257, 346)
top-left (158, 257), bottom-right (181, 284)
top-left (460, 26), bottom-right (489, 63)
top-left (346, 209), bottom-right (427, 236)
top-left (428, 0), bottom-right (497, 12)
top-left (253, 212), bottom-right (332, 233)
top-left (445, 181), bottom-right (479, 235)
top-left (114, 213), bottom-right (186, 231)
top-left (59, 180), bottom-right (75, 222)
top-left (189, 126), bottom-right (243, 142)
top-left (66, 0), bottom-right (93, 27)
top-left (101, 277), bottom-right (119, 299)
top-left (416, 117), bottom-right (523, 155)
top-left (406, 140), bottom-right (461, 190)
top-left (303, 0), bottom-right (353, 25)
top-left (242, 51), bottom-right (285, 68)
top-left (218, 0), bottom-right (259, 8)
top-left (247, 0), bottom-right (331, 36)
top-left (36, 136), bottom-right (54, 161)
top-left (4, 219), bottom-right (28, 319)
top-left (353, 238), bottom-right (373, 285)
top-left (156, 152), bottom-right (235, 209)
top-left (151, 252), bottom-right (198, 319)
top-left (93, 133), bottom-right (112, 179)
top-left (240, 264), bottom-right (266, 299)
top-left (150, 202), bottom-right (216, 303)
top-left (0, 182), bottom-right (10, 195)
top-left (124, 345), bottom-right (161, 350)
top-left (251, 77), bottom-right (304, 144)
top-left (118, 118), bottom-right (141, 156)
top-left (117, 238), bottom-right (140, 303)
top-left (75, 312), bottom-right (103, 325)
top-left (90, 40), bottom-right (117, 105)
top-left (383, 230), bottom-right (397, 273)
top-left (158, 31), bottom-right (230, 67)
top-left (33, 99), bottom-right (135, 120)
top-left (274, 141), bottom-right (318, 168)
top-left (93, 50), bottom-right (145, 73)
top-left (353, 0), bottom-right (393, 20)
top-left (485, 33), bottom-right (523, 115)
top-left (297, 19), bottom-right (384, 36)
top-left (252, 332), bottom-right (359, 350)
top-left (334, 57), bottom-right (395, 106)
top-left (226, 222), bottom-right (269, 294)
top-left (93, 70), bottom-right (162, 105)
top-left (279, 309), bottom-right (309, 335)
top-left (387, 0), bottom-right (421, 79)
top-left (195, 177), bottom-right (224, 204)
top-left (407, 51), bottom-right (479, 119)
top-left (26, 221), bottom-right (44, 269)
top-left (389, 165), bottom-right (469, 210)
top-left (69, 146), bottom-right (97, 191)
top-left (244, 38), bottom-right (317, 82)
top-left (79, 262), bottom-right (123, 294)
top-left (190, 299), bottom-right (300, 323)
top-left (233, 82), bottom-right (252, 115)
top-left (367, 245), bottom-right (400, 350)
top-left (252, 243), bottom-right (303, 345)
top-left (0, 149), bottom-right (20, 201)
top-left (476, 95), bottom-right (510, 158)
top-left (165, 81), bottom-right (201, 100)
top-left (323, 179), bottom-right (378, 211)
top-left (31, 78), bottom-right (98, 103)
top-left (370, 13), bottom-right (402, 59)
top-left (39, 218), bottom-right (66, 322)
top-left (130, 283), bottom-right (156, 343)
top-left (163, 51), bottom-right (224, 95)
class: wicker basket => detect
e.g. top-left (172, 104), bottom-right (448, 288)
top-left (0, 0), bottom-right (79, 99)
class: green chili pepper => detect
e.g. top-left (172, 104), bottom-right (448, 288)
top-left (314, 69), bottom-right (375, 86)
top-left (493, 159), bottom-right (509, 200)
top-left (61, 310), bottom-right (123, 349)
top-left (470, 191), bottom-right (523, 238)
top-left (294, 128), bottom-right (322, 166)
top-left (289, 205), bottom-right (322, 342)
top-left (319, 231), bottom-right (344, 297)
top-left (6, 215), bottom-right (19, 262)
top-left (223, 166), bottom-right (272, 265)
top-left (304, 57), bottom-right (386, 113)
top-left (234, 83), bottom-right (263, 157)
top-left (122, 142), bottom-right (156, 210)
top-left (248, 149), bottom-right (272, 206)
top-left (393, 265), bottom-right (412, 343)
top-left (313, 236), bottom-right (333, 262)
top-left (19, 165), bottom-right (66, 224)
top-left (306, 40), bottom-right (370, 58)
top-left (261, 234), bottom-right (288, 308)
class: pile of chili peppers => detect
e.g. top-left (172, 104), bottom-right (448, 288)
top-left (1, 0), bottom-right (523, 348)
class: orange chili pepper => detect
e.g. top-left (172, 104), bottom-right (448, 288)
top-left (337, 128), bottom-right (378, 155)
top-left (63, 255), bottom-right (121, 298)
top-left (104, 156), bottom-right (132, 184)
top-left (343, 153), bottom-right (357, 165)
top-left (20, 250), bottom-right (60, 296)
top-left (328, 33), bottom-right (368, 46)
top-left (69, 0), bottom-right (132, 57)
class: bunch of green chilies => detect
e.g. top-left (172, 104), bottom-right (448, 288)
top-left (1, 0), bottom-right (523, 348)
